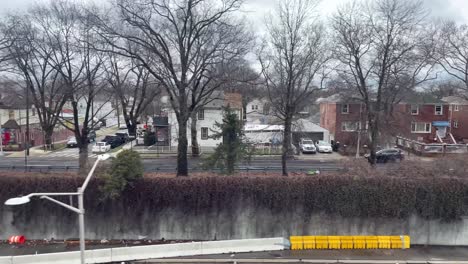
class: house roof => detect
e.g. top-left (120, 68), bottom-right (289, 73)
top-left (2, 119), bottom-right (21, 129)
top-left (400, 93), bottom-right (445, 104)
top-left (442, 96), bottom-right (468, 105)
top-left (316, 94), bottom-right (363, 104)
top-left (292, 119), bottom-right (328, 133)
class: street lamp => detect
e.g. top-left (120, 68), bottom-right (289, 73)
top-left (4, 154), bottom-right (111, 264)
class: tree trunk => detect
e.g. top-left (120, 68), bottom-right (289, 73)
top-left (282, 115), bottom-right (293, 176)
top-left (127, 122), bottom-right (137, 137)
top-left (177, 118), bottom-right (189, 177)
top-left (368, 114), bottom-right (379, 165)
top-left (44, 128), bottom-right (54, 149)
top-left (190, 112), bottom-right (200, 157)
top-left (78, 141), bottom-right (89, 176)
top-left (226, 125), bottom-right (236, 175)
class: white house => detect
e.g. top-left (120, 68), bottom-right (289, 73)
top-left (245, 97), bottom-right (276, 124)
top-left (168, 92), bottom-right (243, 148)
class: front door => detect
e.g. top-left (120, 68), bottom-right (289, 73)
top-left (436, 126), bottom-right (447, 139)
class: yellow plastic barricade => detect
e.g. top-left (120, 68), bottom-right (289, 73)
top-left (365, 236), bottom-right (379, 249)
top-left (290, 236), bottom-right (303, 250)
top-left (303, 236), bottom-right (316, 249)
top-left (378, 236), bottom-right (391, 249)
top-left (390, 236), bottom-right (403, 249)
top-left (315, 236), bottom-right (329, 249)
top-left (340, 236), bottom-right (354, 249)
top-left (403, 236), bottom-right (410, 249)
top-left (353, 236), bottom-right (366, 249)
top-left (328, 236), bottom-right (341, 249)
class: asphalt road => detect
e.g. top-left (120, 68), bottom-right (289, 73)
top-left (0, 156), bottom-right (343, 173)
top-left (133, 247), bottom-right (468, 263)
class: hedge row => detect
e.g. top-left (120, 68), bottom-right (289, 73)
top-left (0, 172), bottom-right (466, 221)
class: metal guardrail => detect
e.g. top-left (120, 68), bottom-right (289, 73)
top-left (144, 166), bottom-right (344, 173)
top-left (0, 165), bottom-right (343, 173)
top-left (0, 165), bottom-right (79, 172)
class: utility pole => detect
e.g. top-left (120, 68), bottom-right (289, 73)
top-left (25, 84), bottom-right (30, 168)
top-left (355, 103), bottom-right (363, 158)
top-left (0, 114), bottom-right (3, 156)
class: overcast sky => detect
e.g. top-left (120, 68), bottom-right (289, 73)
top-left (2, 0), bottom-right (468, 25)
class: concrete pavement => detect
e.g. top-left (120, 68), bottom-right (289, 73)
top-left (134, 247), bottom-right (468, 263)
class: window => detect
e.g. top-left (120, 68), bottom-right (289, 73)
top-left (197, 108), bottom-right (204, 120)
top-left (454, 120), bottom-right (459, 128)
top-left (454, 105), bottom-right (460, 111)
top-left (410, 105), bottom-right (419, 115)
top-left (341, 121), bottom-right (359, 132)
top-left (341, 104), bottom-right (349, 114)
top-left (201, 127), bottom-right (209, 140)
top-left (8, 110), bottom-right (15, 120)
top-left (435, 104), bottom-right (443, 115)
top-left (411, 122), bottom-right (431, 133)
top-left (251, 105), bottom-right (258, 110)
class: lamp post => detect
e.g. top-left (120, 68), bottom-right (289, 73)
top-left (4, 154), bottom-right (110, 264)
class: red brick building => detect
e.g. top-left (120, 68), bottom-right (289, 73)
top-left (319, 94), bottom-right (467, 147)
top-left (443, 96), bottom-right (468, 143)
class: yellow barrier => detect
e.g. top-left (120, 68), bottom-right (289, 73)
top-left (403, 236), bottom-right (410, 249)
top-left (378, 236), bottom-right (391, 249)
top-left (328, 236), bottom-right (341, 249)
top-left (340, 236), bottom-right (354, 249)
top-left (390, 236), bottom-right (402, 249)
top-left (303, 236), bottom-right (315, 249)
top-left (289, 235), bottom-right (410, 250)
top-left (315, 236), bottom-right (329, 249)
top-left (290, 236), bottom-right (303, 250)
top-left (365, 236), bottom-right (379, 249)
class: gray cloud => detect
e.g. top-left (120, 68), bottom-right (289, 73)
top-left (1, 0), bottom-right (467, 23)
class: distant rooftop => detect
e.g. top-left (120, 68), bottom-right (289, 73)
top-left (442, 96), bottom-right (468, 105)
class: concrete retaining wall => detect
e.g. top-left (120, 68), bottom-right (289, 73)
top-left (2, 200), bottom-right (468, 246)
top-left (0, 238), bottom-right (287, 264)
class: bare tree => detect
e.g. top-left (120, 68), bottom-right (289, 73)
top-left (91, 0), bottom-right (252, 176)
top-left (259, 0), bottom-right (330, 176)
top-left (105, 54), bottom-right (161, 136)
top-left (332, 0), bottom-right (435, 164)
top-left (435, 21), bottom-right (468, 99)
top-left (2, 13), bottom-right (69, 148)
top-left (32, 1), bottom-right (111, 173)
top-left (0, 21), bottom-right (14, 71)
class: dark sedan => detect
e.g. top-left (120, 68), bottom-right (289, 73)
top-left (365, 148), bottom-right (404, 163)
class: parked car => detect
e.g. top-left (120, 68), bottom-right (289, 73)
top-left (299, 138), bottom-right (316, 154)
top-left (102, 135), bottom-right (124, 149)
top-left (66, 137), bottom-right (78, 148)
top-left (115, 131), bottom-right (130, 143)
top-left (315, 140), bottom-right (333, 153)
top-left (92, 142), bottom-right (111, 153)
top-left (365, 148), bottom-right (404, 163)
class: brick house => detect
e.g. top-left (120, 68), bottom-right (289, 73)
top-left (443, 96), bottom-right (468, 143)
top-left (319, 95), bottom-right (368, 147)
top-left (319, 94), bottom-right (463, 147)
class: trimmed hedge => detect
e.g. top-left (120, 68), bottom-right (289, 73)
top-left (0, 172), bottom-right (466, 221)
